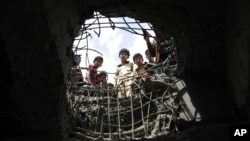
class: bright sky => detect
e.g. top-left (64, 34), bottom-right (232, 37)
top-left (73, 12), bottom-right (155, 84)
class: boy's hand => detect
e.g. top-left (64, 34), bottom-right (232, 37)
top-left (142, 29), bottom-right (150, 43)
top-left (144, 36), bottom-right (150, 43)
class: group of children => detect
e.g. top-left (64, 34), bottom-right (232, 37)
top-left (71, 47), bottom-right (159, 98)
top-left (114, 48), bottom-right (159, 98)
top-left (71, 55), bottom-right (115, 95)
top-left (71, 26), bottom-right (175, 98)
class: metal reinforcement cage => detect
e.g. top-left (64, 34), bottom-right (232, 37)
top-left (67, 11), bottom-right (194, 141)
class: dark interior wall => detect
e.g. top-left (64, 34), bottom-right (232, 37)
top-left (0, 0), bottom-right (250, 141)
top-left (226, 0), bottom-right (250, 121)
top-left (0, 0), bottom-right (81, 140)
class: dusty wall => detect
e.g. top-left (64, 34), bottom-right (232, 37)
top-left (0, 0), bottom-right (81, 140)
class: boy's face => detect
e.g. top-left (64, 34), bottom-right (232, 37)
top-left (134, 56), bottom-right (143, 66)
top-left (96, 74), bottom-right (107, 84)
top-left (120, 52), bottom-right (128, 61)
top-left (74, 56), bottom-right (81, 66)
top-left (94, 59), bottom-right (103, 68)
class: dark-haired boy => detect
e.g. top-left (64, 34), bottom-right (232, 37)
top-left (96, 70), bottom-right (115, 97)
top-left (114, 48), bottom-right (134, 98)
top-left (133, 53), bottom-right (154, 79)
top-left (72, 55), bottom-right (84, 84)
top-left (86, 56), bottom-right (103, 84)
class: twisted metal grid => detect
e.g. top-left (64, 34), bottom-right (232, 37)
top-left (73, 11), bottom-right (155, 70)
top-left (67, 11), bottom-right (191, 141)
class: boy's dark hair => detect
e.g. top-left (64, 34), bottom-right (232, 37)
top-left (73, 54), bottom-right (81, 66)
top-left (119, 48), bottom-right (130, 57)
top-left (93, 56), bottom-right (103, 62)
top-left (74, 54), bottom-right (81, 58)
top-left (96, 70), bottom-right (108, 81)
top-left (97, 70), bottom-right (107, 77)
top-left (151, 25), bottom-right (160, 30)
top-left (107, 83), bottom-right (114, 86)
top-left (133, 53), bottom-right (143, 61)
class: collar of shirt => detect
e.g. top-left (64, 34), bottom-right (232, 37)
top-left (117, 61), bottom-right (129, 67)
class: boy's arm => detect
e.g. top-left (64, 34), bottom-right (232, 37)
top-left (114, 68), bottom-right (119, 86)
top-left (130, 63), bottom-right (136, 81)
top-left (145, 37), bottom-right (156, 57)
top-left (87, 65), bottom-right (95, 83)
top-left (133, 63), bottom-right (138, 77)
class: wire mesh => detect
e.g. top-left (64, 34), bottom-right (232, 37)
top-left (67, 10), bottom-right (192, 141)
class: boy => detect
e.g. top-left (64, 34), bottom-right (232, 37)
top-left (96, 70), bottom-right (108, 86)
top-left (72, 54), bottom-right (84, 84)
top-left (143, 26), bottom-right (174, 64)
top-left (96, 70), bottom-right (115, 97)
top-left (133, 53), bottom-right (154, 79)
top-left (114, 48), bottom-right (134, 98)
top-left (86, 56), bottom-right (103, 84)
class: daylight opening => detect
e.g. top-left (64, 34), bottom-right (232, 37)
top-left (73, 12), bottom-right (156, 85)
top-left (67, 11), bottom-right (199, 140)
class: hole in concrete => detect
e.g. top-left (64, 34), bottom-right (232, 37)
top-left (73, 11), bottom-right (155, 84)
top-left (67, 11), bottom-right (199, 140)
